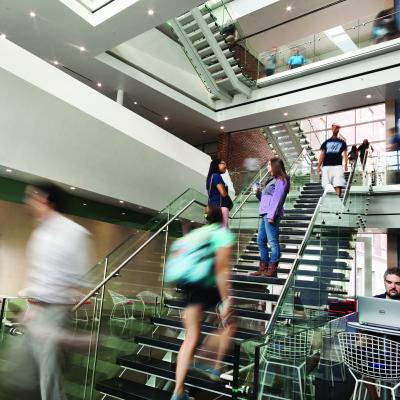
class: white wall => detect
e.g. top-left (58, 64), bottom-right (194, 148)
top-left (112, 29), bottom-right (213, 106)
top-left (0, 39), bottom-right (211, 210)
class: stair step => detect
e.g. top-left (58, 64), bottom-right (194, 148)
top-left (117, 355), bottom-right (231, 396)
top-left (151, 317), bottom-right (260, 340)
top-left (97, 378), bottom-right (171, 400)
top-left (165, 299), bottom-right (271, 321)
top-left (238, 256), bottom-right (350, 268)
top-left (245, 246), bottom-right (351, 258)
top-left (282, 215), bottom-right (312, 221)
top-left (234, 264), bottom-right (349, 279)
top-left (134, 335), bottom-right (235, 364)
top-left (230, 289), bottom-right (279, 302)
top-left (279, 221), bottom-right (310, 228)
top-left (229, 273), bottom-right (286, 286)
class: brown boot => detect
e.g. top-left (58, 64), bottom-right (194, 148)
top-left (266, 262), bottom-right (279, 277)
top-left (250, 261), bottom-right (267, 276)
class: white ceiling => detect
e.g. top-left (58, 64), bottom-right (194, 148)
top-left (0, 0), bottom-right (397, 147)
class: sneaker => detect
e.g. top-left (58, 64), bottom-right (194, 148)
top-left (190, 364), bottom-right (220, 381)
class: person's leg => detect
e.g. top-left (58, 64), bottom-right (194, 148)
top-left (252, 216), bottom-right (269, 275)
top-left (265, 219), bottom-right (281, 262)
top-left (221, 207), bottom-right (229, 228)
top-left (265, 219), bottom-right (281, 277)
top-left (333, 165), bottom-right (346, 198)
top-left (212, 319), bottom-right (237, 371)
top-left (174, 305), bottom-right (202, 397)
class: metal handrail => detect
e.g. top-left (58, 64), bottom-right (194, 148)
top-left (341, 152), bottom-right (359, 206)
top-left (73, 199), bottom-right (206, 311)
top-left (264, 187), bottom-right (329, 335)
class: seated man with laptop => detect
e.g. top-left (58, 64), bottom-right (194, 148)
top-left (355, 268), bottom-right (400, 400)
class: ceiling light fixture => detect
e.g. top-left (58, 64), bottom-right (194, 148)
top-left (220, 126), bottom-right (225, 130)
top-left (79, 46), bottom-right (86, 52)
top-left (0, 33), bottom-right (6, 39)
top-left (164, 116), bottom-right (169, 121)
top-left (366, 94), bottom-right (372, 99)
top-left (148, 9), bottom-right (155, 16)
top-left (133, 101), bottom-right (138, 105)
top-left (119, 200), bottom-right (124, 204)
top-left (97, 82), bottom-right (102, 87)
top-left (53, 60), bottom-right (59, 65)
top-left (29, 11), bottom-right (36, 18)
top-left (286, 5), bottom-right (292, 11)
top-left (6, 168), bottom-right (12, 173)
top-left (70, 186), bottom-right (76, 190)
top-left (121, 212), bottom-right (126, 215)
top-left (83, 203), bottom-right (87, 206)
top-left (283, 112), bottom-right (288, 116)
top-left (202, 130), bottom-right (206, 133)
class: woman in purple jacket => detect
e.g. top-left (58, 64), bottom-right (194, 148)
top-left (251, 157), bottom-right (290, 277)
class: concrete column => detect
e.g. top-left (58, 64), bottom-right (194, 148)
top-left (387, 234), bottom-right (400, 267)
top-left (116, 89), bottom-right (124, 106)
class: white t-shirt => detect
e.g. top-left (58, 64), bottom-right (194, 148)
top-left (26, 212), bottom-right (91, 304)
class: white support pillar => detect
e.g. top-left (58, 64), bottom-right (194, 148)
top-left (116, 89), bottom-right (124, 105)
top-left (356, 237), bottom-right (373, 296)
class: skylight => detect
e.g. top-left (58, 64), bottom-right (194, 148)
top-left (77, 0), bottom-right (115, 12)
top-left (324, 25), bottom-right (358, 53)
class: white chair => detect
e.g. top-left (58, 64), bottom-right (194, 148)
top-left (318, 316), bottom-right (347, 385)
top-left (338, 332), bottom-right (400, 400)
top-left (261, 330), bottom-right (313, 400)
top-left (136, 291), bottom-right (159, 319)
top-left (108, 290), bottom-right (136, 321)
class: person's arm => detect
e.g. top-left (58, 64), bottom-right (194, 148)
top-left (267, 179), bottom-right (288, 223)
top-left (317, 150), bottom-right (325, 175)
top-left (343, 149), bottom-right (348, 172)
top-left (216, 183), bottom-right (228, 198)
top-left (215, 246), bottom-right (233, 318)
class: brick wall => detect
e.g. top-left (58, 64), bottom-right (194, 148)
top-left (217, 128), bottom-right (274, 192)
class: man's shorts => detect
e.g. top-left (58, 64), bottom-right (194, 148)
top-left (321, 165), bottom-right (346, 188)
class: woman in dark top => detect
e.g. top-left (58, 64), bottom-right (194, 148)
top-left (358, 139), bottom-right (374, 169)
top-left (348, 145), bottom-right (358, 167)
top-left (206, 159), bottom-right (230, 227)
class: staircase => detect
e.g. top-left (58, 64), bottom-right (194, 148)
top-left (264, 121), bottom-right (318, 171)
top-left (169, 3), bottom-right (255, 101)
top-left (94, 178), bottom-right (358, 399)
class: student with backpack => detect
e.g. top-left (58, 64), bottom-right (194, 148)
top-left (165, 206), bottom-right (236, 400)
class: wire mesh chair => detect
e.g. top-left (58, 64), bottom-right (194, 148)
top-left (261, 330), bottom-right (313, 400)
top-left (338, 332), bottom-right (400, 400)
top-left (136, 290), bottom-right (159, 319)
top-left (108, 290), bottom-right (136, 321)
top-left (318, 315), bottom-right (347, 386)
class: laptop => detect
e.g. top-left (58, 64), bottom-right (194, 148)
top-left (358, 296), bottom-right (400, 331)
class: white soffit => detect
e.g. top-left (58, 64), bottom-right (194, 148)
top-left (58, 0), bottom-right (140, 26)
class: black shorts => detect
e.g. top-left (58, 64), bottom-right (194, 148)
top-left (182, 286), bottom-right (221, 310)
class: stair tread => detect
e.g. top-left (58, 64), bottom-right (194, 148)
top-left (164, 299), bottom-right (271, 321)
top-left (134, 334), bottom-right (235, 364)
top-left (151, 316), bottom-right (260, 340)
top-left (117, 355), bottom-right (231, 395)
top-left (97, 377), bottom-right (171, 400)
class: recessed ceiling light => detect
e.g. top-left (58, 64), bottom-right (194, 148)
top-left (0, 33), bottom-right (6, 39)
top-left (138, 206), bottom-right (143, 209)
top-left (202, 130), bottom-right (206, 133)
top-left (148, 9), bottom-right (155, 15)
top-left (133, 101), bottom-right (138, 105)
top-left (283, 112), bottom-right (288, 116)
top-left (220, 126), bottom-right (225, 130)
top-left (121, 212), bottom-right (126, 215)
top-left (29, 11), bottom-right (36, 18)
top-left (6, 168), bottom-right (12, 173)
top-left (83, 203), bottom-right (87, 206)
top-left (119, 200), bottom-right (124, 204)
top-left (79, 46), bottom-right (86, 52)
top-left (366, 94), bottom-right (372, 99)
top-left (164, 116), bottom-right (169, 121)
top-left (70, 186), bottom-right (76, 190)
top-left (286, 5), bottom-right (292, 11)
top-left (53, 60), bottom-right (59, 65)
top-left (97, 82), bottom-right (102, 87)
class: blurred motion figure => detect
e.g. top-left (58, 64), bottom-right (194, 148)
top-left (4, 182), bottom-right (91, 400)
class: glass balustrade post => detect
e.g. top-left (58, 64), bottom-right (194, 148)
top-left (159, 206), bottom-right (170, 316)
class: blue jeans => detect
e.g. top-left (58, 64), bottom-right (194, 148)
top-left (257, 215), bottom-right (281, 263)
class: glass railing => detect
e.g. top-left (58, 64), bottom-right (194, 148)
top-left (233, 180), bottom-right (371, 399)
top-left (234, 9), bottom-right (400, 81)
